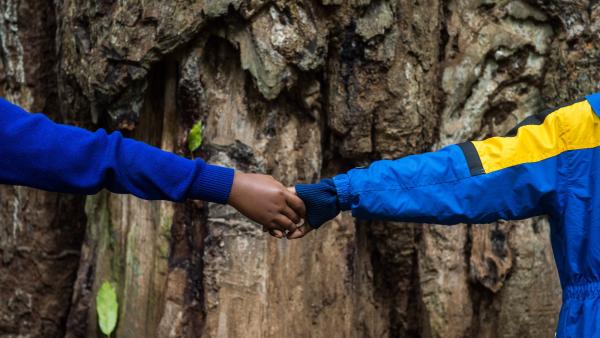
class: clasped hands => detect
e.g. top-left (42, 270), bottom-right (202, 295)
top-left (228, 172), bottom-right (314, 240)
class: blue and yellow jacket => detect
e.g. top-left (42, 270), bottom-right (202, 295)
top-left (297, 92), bottom-right (600, 337)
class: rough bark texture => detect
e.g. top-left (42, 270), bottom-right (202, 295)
top-left (1, 0), bottom-right (599, 337)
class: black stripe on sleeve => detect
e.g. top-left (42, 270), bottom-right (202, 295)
top-left (504, 97), bottom-right (585, 137)
top-left (458, 141), bottom-right (485, 176)
top-left (457, 97), bottom-right (585, 176)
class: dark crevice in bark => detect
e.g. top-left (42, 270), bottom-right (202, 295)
top-left (369, 221), bottom-right (422, 338)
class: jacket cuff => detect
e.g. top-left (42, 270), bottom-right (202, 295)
top-left (295, 178), bottom-right (340, 229)
top-left (189, 162), bottom-right (235, 204)
top-left (333, 174), bottom-right (352, 211)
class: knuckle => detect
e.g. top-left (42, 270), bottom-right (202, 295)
top-left (267, 208), bottom-right (279, 218)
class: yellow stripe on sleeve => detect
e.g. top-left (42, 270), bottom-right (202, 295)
top-left (472, 100), bottom-right (600, 174)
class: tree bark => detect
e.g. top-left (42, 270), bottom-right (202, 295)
top-left (0, 1), bottom-right (87, 337)
top-left (1, 0), bottom-right (599, 337)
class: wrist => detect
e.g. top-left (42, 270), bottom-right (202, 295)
top-left (228, 171), bottom-right (244, 207)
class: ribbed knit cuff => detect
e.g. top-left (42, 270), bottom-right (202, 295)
top-left (295, 178), bottom-right (341, 229)
top-left (333, 174), bottom-right (352, 211)
top-left (189, 162), bottom-right (235, 204)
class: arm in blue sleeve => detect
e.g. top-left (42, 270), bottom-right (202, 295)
top-left (0, 98), bottom-right (234, 203)
top-left (332, 144), bottom-right (557, 225)
top-left (297, 143), bottom-right (554, 228)
top-left (296, 97), bottom-right (595, 227)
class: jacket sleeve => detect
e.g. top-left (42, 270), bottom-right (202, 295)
top-left (333, 142), bottom-right (558, 225)
top-left (0, 98), bottom-right (234, 203)
top-left (298, 96), bottom-right (600, 227)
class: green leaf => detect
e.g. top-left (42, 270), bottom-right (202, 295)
top-left (188, 122), bottom-right (203, 153)
top-left (96, 281), bottom-right (118, 336)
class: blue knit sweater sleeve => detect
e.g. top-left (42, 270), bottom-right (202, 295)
top-left (0, 98), bottom-right (234, 203)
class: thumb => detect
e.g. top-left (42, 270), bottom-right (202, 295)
top-left (287, 223), bottom-right (313, 240)
top-left (269, 229), bottom-right (285, 239)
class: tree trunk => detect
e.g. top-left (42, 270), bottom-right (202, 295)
top-left (1, 0), bottom-right (599, 337)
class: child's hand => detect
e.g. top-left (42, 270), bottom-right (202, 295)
top-left (228, 172), bottom-right (306, 238)
top-left (286, 187), bottom-right (314, 239)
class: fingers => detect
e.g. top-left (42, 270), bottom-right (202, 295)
top-left (287, 223), bottom-right (313, 240)
top-left (285, 187), bottom-right (306, 219)
top-left (281, 206), bottom-right (301, 224)
top-left (273, 215), bottom-right (296, 233)
top-left (260, 185), bottom-right (308, 240)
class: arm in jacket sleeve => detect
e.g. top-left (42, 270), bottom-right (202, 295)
top-left (296, 95), bottom-right (600, 228)
top-left (0, 98), bottom-right (234, 203)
